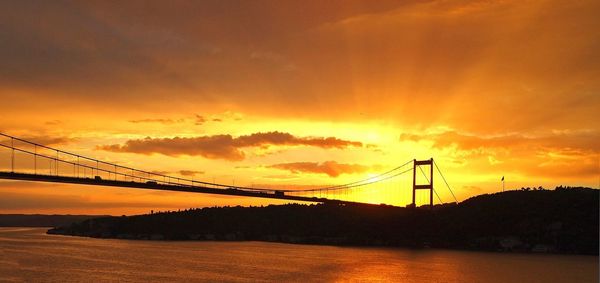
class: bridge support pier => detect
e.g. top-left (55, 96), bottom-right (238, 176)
top-left (411, 158), bottom-right (434, 208)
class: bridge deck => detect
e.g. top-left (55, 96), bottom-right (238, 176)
top-left (0, 172), bottom-right (373, 206)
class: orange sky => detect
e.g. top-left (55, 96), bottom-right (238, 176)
top-left (0, 0), bottom-right (598, 215)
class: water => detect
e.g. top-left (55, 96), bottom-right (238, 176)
top-left (0, 228), bottom-right (597, 282)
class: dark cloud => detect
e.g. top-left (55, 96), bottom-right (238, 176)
top-left (0, 0), bottom-right (175, 92)
top-left (0, 1), bottom-right (405, 106)
top-left (194, 115), bottom-right (206, 125)
top-left (269, 161), bottom-right (370, 177)
top-left (234, 132), bottom-right (362, 148)
top-left (99, 135), bottom-right (244, 160)
top-left (98, 131), bottom-right (363, 161)
top-left (0, 0), bottom-right (597, 136)
top-left (178, 170), bottom-right (204, 177)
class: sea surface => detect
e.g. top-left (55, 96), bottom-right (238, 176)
top-left (0, 227), bottom-right (597, 282)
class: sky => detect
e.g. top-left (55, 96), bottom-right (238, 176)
top-left (0, 0), bottom-right (598, 215)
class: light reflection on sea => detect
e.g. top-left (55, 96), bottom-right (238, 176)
top-left (0, 228), bottom-right (597, 282)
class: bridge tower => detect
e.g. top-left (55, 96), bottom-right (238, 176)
top-left (412, 158), bottom-right (434, 208)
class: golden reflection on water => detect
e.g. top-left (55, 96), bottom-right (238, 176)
top-left (0, 228), bottom-right (597, 282)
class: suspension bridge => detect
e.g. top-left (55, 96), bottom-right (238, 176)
top-left (0, 133), bottom-right (457, 207)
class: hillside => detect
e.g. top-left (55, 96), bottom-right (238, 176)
top-left (48, 187), bottom-right (599, 255)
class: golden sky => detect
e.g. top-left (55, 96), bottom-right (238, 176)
top-left (0, 0), bottom-right (598, 214)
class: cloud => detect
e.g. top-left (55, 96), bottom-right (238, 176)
top-left (178, 170), bottom-right (204, 177)
top-left (401, 130), bottom-right (600, 180)
top-left (148, 170), bottom-right (202, 177)
top-left (194, 114), bottom-right (206, 125)
top-left (234, 131), bottom-right (362, 148)
top-left (98, 131), bottom-right (363, 161)
top-left (128, 115), bottom-right (216, 125)
top-left (260, 174), bottom-right (301, 180)
top-left (0, 0), bottom-right (599, 202)
top-left (400, 130), bottom-right (600, 152)
top-left (44, 120), bottom-right (62, 125)
top-left (100, 135), bottom-right (244, 160)
top-left (0, 0), bottom-right (598, 135)
top-left (0, 134), bottom-right (75, 147)
top-left (268, 161), bottom-right (370, 177)
top-left (129, 118), bottom-right (184, 124)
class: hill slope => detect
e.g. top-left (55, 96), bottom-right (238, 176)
top-left (48, 187), bottom-right (598, 255)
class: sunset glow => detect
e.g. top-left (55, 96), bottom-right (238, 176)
top-left (0, 0), bottom-right (598, 214)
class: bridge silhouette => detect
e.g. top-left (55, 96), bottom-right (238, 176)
top-left (0, 133), bottom-right (457, 207)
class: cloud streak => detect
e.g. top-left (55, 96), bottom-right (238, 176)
top-left (0, 134), bottom-right (75, 148)
top-left (400, 130), bottom-right (600, 179)
top-left (400, 130), bottom-right (600, 152)
top-left (129, 118), bottom-right (184, 125)
top-left (268, 161), bottom-right (371, 177)
top-left (98, 131), bottom-right (362, 161)
top-left (178, 170), bottom-right (204, 177)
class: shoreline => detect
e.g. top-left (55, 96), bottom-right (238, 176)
top-left (45, 227), bottom-right (597, 256)
top-left (44, 188), bottom-right (600, 256)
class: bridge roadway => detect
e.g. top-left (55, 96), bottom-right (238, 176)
top-left (0, 172), bottom-right (374, 206)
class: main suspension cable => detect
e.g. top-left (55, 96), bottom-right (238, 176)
top-left (290, 159), bottom-right (414, 192)
top-left (433, 160), bottom-right (458, 203)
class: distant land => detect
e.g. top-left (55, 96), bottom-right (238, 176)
top-left (0, 214), bottom-right (107, 228)
top-left (48, 187), bottom-right (598, 255)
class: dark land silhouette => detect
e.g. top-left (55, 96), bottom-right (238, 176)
top-left (48, 186), bottom-right (598, 255)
